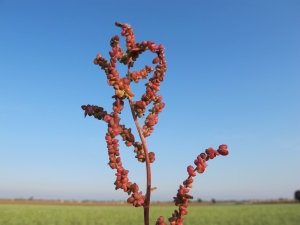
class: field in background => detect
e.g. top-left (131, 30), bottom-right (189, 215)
top-left (0, 203), bottom-right (299, 225)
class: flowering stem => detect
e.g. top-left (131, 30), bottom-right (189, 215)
top-left (127, 66), bottom-right (151, 225)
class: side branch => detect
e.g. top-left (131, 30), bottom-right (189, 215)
top-left (157, 145), bottom-right (229, 225)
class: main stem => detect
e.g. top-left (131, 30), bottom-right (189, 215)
top-left (127, 66), bottom-right (151, 225)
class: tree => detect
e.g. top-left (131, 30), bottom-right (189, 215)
top-left (295, 190), bottom-right (300, 202)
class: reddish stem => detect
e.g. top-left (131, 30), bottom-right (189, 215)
top-left (127, 65), bottom-right (151, 225)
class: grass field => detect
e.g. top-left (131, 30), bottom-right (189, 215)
top-left (0, 203), bottom-right (299, 225)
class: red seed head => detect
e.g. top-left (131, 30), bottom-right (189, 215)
top-left (217, 144), bottom-right (229, 156)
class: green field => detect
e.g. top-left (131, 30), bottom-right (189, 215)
top-left (0, 203), bottom-right (299, 225)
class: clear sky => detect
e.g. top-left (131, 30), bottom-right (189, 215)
top-left (0, 0), bottom-right (299, 202)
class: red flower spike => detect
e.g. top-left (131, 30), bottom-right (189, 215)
top-left (108, 156), bottom-right (122, 169)
top-left (168, 210), bottom-right (184, 225)
top-left (112, 139), bottom-right (118, 144)
top-left (152, 57), bottom-right (160, 64)
top-left (205, 147), bottom-right (216, 159)
top-left (194, 154), bottom-right (207, 173)
top-left (130, 183), bottom-right (139, 192)
top-left (180, 209), bottom-right (188, 216)
top-left (219, 144), bottom-right (228, 150)
top-left (127, 191), bottom-right (145, 207)
top-left (121, 177), bottom-right (128, 184)
top-left (156, 216), bottom-right (167, 225)
top-left (218, 144), bottom-right (229, 156)
top-left (82, 22), bottom-right (230, 225)
top-left (103, 115), bottom-right (112, 122)
top-left (183, 177), bottom-right (194, 188)
top-left (148, 152), bottom-right (155, 163)
top-left (187, 166), bottom-right (196, 177)
top-left (196, 164), bottom-right (205, 173)
top-left (199, 153), bottom-right (207, 160)
top-left (178, 185), bottom-right (189, 195)
top-left (155, 95), bottom-right (163, 103)
top-left (117, 167), bottom-right (124, 173)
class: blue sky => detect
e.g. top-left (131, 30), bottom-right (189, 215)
top-left (0, 0), bottom-right (299, 202)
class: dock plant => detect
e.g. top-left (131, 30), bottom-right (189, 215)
top-left (81, 22), bottom-right (229, 225)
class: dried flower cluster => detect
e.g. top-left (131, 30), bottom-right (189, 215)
top-left (81, 22), bottom-right (228, 225)
top-left (156, 145), bottom-right (229, 225)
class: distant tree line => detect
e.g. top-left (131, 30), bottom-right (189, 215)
top-left (295, 190), bottom-right (300, 202)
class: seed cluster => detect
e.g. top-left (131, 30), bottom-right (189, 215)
top-left (156, 145), bottom-right (229, 225)
top-left (82, 22), bottom-right (229, 225)
top-left (82, 22), bottom-right (166, 208)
